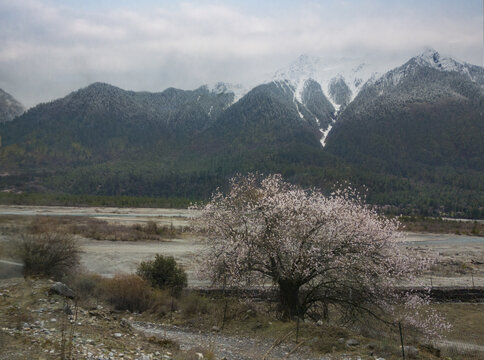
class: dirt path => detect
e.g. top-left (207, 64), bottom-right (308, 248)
top-left (131, 321), bottom-right (319, 360)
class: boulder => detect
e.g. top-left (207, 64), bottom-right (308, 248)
top-left (404, 345), bottom-right (419, 358)
top-left (49, 282), bottom-right (75, 299)
top-left (346, 338), bottom-right (360, 346)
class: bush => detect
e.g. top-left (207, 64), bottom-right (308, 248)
top-left (180, 293), bottom-right (210, 317)
top-left (137, 254), bottom-right (187, 297)
top-left (69, 272), bottom-right (103, 298)
top-left (102, 274), bottom-right (153, 312)
top-left (17, 232), bottom-right (80, 280)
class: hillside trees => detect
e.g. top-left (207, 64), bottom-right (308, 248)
top-left (192, 174), bottom-right (447, 335)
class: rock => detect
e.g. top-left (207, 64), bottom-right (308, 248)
top-left (113, 333), bottom-right (123, 338)
top-left (195, 353), bottom-right (204, 359)
top-left (211, 326), bottom-right (221, 332)
top-left (366, 342), bottom-right (376, 350)
top-left (316, 320), bottom-right (323, 326)
top-left (49, 282), bottom-right (75, 299)
top-left (421, 343), bottom-right (440, 357)
top-left (308, 337), bottom-right (319, 345)
top-left (253, 322), bottom-right (263, 329)
top-left (63, 304), bottom-right (73, 315)
top-left (404, 345), bottom-right (419, 358)
top-left (337, 337), bottom-right (345, 344)
top-left (346, 338), bottom-right (359, 346)
top-left (120, 318), bottom-right (131, 328)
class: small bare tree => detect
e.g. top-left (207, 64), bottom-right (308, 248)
top-left (18, 232), bottom-right (80, 280)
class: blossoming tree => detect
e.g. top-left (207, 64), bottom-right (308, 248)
top-left (192, 174), bottom-right (446, 334)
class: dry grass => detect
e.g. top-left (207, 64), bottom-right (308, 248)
top-left (399, 216), bottom-right (483, 236)
top-left (431, 303), bottom-right (484, 343)
top-left (28, 216), bottom-right (183, 241)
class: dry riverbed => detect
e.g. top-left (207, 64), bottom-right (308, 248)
top-left (0, 205), bottom-right (483, 287)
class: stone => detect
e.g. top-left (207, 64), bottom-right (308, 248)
top-left (345, 338), bottom-right (359, 346)
top-left (211, 326), bottom-right (221, 332)
top-left (337, 337), bottom-right (345, 344)
top-left (113, 333), bottom-right (122, 338)
top-left (49, 282), bottom-right (75, 299)
top-left (404, 345), bottom-right (419, 358)
top-left (63, 304), bottom-right (73, 315)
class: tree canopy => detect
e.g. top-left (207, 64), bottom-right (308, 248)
top-left (192, 174), bottom-right (448, 336)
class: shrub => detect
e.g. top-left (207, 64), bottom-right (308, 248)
top-left (144, 221), bottom-right (158, 235)
top-left (69, 272), bottom-right (103, 298)
top-left (137, 254), bottom-right (187, 297)
top-left (180, 293), bottom-right (210, 317)
top-left (102, 274), bottom-right (153, 312)
top-left (17, 232), bottom-right (80, 280)
top-left (149, 289), bottom-right (177, 316)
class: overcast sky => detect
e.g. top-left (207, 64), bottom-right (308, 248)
top-left (0, 0), bottom-right (482, 108)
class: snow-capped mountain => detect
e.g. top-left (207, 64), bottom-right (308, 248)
top-left (271, 54), bottom-right (388, 112)
top-left (372, 48), bottom-right (484, 92)
top-left (414, 47), bottom-right (484, 84)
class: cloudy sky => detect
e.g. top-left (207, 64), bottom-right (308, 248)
top-left (0, 0), bottom-right (482, 108)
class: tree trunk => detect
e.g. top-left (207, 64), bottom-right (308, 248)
top-left (278, 279), bottom-right (301, 320)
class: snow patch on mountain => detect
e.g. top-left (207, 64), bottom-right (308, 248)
top-left (207, 82), bottom-right (247, 104)
top-left (272, 54), bottom-right (387, 107)
top-left (320, 123), bottom-right (333, 147)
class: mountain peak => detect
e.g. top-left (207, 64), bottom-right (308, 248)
top-left (0, 88), bottom-right (25, 122)
top-left (84, 82), bottom-right (121, 91)
top-left (412, 48), bottom-right (465, 73)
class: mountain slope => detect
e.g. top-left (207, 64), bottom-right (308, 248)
top-left (0, 82), bottom-right (234, 168)
top-left (325, 49), bottom-right (484, 174)
top-left (193, 81), bottom-right (325, 158)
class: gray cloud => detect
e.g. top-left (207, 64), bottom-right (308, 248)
top-left (0, 0), bottom-right (481, 107)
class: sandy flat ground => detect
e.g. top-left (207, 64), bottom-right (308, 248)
top-left (0, 205), bottom-right (195, 227)
top-left (1, 205), bottom-right (483, 287)
top-left (77, 236), bottom-right (207, 285)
